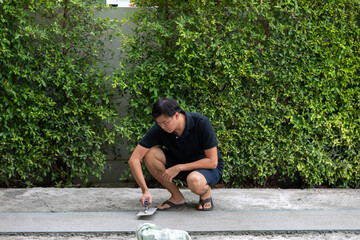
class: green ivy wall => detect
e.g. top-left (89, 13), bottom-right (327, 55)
top-left (115, 0), bottom-right (360, 188)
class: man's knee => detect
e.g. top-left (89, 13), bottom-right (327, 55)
top-left (187, 172), bottom-right (207, 193)
top-left (144, 147), bottom-right (162, 162)
top-left (143, 147), bottom-right (166, 170)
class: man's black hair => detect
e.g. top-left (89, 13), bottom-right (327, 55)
top-left (152, 97), bottom-right (181, 119)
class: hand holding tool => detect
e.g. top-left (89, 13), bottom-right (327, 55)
top-left (137, 199), bottom-right (157, 217)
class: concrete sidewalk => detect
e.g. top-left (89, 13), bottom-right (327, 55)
top-left (0, 188), bottom-right (359, 234)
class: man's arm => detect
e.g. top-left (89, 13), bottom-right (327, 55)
top-left (128, 144), bottom-right (151, 204)
top-left (180, 146), bottom-right (218, 170)
top-left (162, 146), bottom-right (218, 182)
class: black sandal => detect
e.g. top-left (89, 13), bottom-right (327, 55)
top-left (198, 197), bottom-right (214, 211)
top-left (157, 200), bottom-right (187, 211)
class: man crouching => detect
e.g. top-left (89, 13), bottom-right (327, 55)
top-left (128, 97), bottom-right (223, 211)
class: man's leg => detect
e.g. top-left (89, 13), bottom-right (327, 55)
top-left (186, 171), bottom-right (213, 210)
top-left (143, 147), bottom-right (186, 210)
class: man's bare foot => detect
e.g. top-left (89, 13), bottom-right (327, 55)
top-left (198, 197), bottom-right (214, 211)
top-left (198, 188), bottom-right (213, 210)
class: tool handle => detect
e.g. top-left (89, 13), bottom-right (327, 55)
top-left (144, 200), bottom-right (149, 207)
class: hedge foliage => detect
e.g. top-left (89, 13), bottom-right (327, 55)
top-left (115, 0), bottom-right (360, 188)
top-left (0, 0), bottom-right (122, 187)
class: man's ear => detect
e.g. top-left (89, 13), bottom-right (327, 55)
top-left (174, 112), bottom-right (180, 119)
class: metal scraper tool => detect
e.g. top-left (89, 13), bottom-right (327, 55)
top-left (137, 200), bottom-right (157, 217)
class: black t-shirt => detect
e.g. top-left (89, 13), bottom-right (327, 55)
top-left (139, 111), bottom-right (224, 171)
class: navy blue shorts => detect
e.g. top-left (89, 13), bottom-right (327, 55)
top-left (163, 149), bottom-right (222, 186)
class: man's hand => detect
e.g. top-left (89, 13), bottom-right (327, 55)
top-left (140, 190), bottom-right (152, 206)
top-left (162, 165), bottom-right (181, 183)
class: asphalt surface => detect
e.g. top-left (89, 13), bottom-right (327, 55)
top-left (0, 188), bottom-right (359, 239)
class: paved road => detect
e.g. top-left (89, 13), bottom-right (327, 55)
top-left (0, 188), bottom-right (359, 239)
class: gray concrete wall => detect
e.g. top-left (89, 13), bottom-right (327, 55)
top-left (89, 7), bottom-right (138, 186)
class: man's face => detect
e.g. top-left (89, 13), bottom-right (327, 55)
top-left (155, 114), bottom-right (176, 133)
